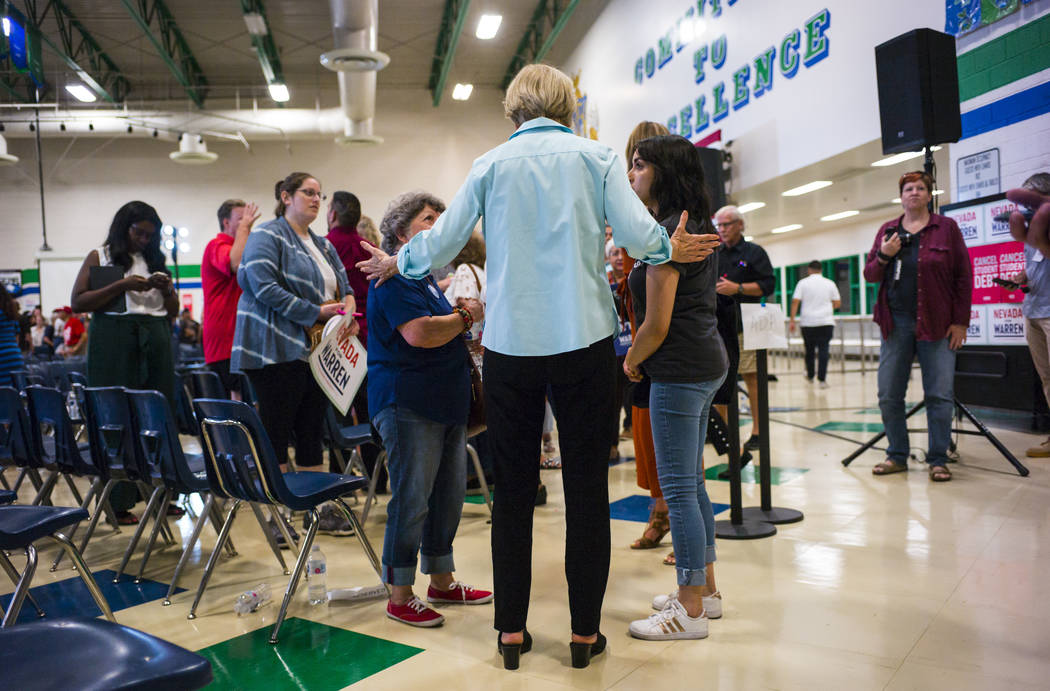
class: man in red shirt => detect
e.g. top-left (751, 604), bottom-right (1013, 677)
top-left (325, 191), bottom-right (384, 489)
top-left (59, 307), bottom-right (87, 358)
top-left (202, 199), bottom-right (259, 399)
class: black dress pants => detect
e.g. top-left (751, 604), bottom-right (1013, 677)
top-left (484, 337), bottom-right (615, 636)
top-left (801, 325), bottom-right (834, 381)
top-left (246, 359), bottom-right (326, 467)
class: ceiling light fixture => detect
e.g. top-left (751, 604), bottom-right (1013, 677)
top-left (451, 83), bottom-right (473, 101)
top-left (0, 134), bottom-right (18, 166)
top-left (820, 210), bottom-right (860, 222)
top-left (169, 133), bottom-right (218, 165)
top-left (736, 201), bottom-right (766, 214)
top-left (771, 223), bottom-right (803, 234)
top-left (475, 14), bottom-right (502, 39)
top-left (268, 83), bottom-right (290, 102)
top-left (782, 181), bottom-right (832, 197)
top-left (65, 83), bottom-right (97, 102)
top-left (871, 145), bottom-right (941, 167)
top-left (243, 12), bottom-right (268, 36)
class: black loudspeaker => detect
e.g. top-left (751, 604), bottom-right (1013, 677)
top-left (875, 28), bottom-right (961, 155)
top-left (696, 146), bottom-right (726, 213)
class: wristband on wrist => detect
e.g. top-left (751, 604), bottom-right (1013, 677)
top-left (876, 250), bottom-right (891, 262)
top-left (736, 283), bottom-right (744, 295)
top-left (454, 307), bottom-right (473, 332)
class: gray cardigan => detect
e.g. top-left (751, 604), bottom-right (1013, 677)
top-left (231, 216), bottom-right (351, 372)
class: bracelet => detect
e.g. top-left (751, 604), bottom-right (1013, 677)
top-left (736, 283), bottom-right (744, 295)
top-left (876, 250), bottom-right (892, 262)
top-left (454, 307), bottom-right (473, 332)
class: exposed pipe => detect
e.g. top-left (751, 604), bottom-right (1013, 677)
top-left (325, 0), bottom-right (389, 144)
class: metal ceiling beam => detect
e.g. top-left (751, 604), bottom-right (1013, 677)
top-left (500, 0), bottom-right (579, 90)
top-left (119, 0), bottom-right (208, 107)
top-left (239, 0), bottom-right (285, 93)
top-left (21, 0), bottom-right (130, 103)
top-left (427, 0), bottom-right (470, 107)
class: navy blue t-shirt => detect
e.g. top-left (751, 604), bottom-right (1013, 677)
top-left (366, 274), bottom-right (470, 426)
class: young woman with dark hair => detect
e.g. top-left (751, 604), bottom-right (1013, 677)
top-left (71, 201), bottom-right (180, 523)
top-left (624, 135), bottom-right (728, 641)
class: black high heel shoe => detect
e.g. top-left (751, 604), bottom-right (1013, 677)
top-left (497, 630), bottom-right (532, 670)
top-left (569, 632), bottom-right (607, 669)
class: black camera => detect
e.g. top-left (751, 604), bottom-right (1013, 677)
top-left (897, 228), bottom-right (913, 248)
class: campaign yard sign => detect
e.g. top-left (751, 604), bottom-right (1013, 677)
top-left (309, 314), bottom-right (367, 415)
top-left (741, 303), bottom-right (788, 350)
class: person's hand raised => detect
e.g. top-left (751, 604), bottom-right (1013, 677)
top-left (356, 242), bottom-right (399, 286)
top-left (1006, 188), bottom-right (1050, 256)
top-left (669, 211), bottom-right (720, 263)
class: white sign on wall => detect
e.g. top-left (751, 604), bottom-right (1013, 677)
top-left (956, 148), bottom-right (1001, 202)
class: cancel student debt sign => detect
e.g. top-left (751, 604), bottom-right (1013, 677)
top-left (309, 314), bottom-right (367, 415)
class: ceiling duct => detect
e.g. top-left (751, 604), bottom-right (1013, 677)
top-left (169, 133), bottom-right (218, 164)
top-left (322, 0), bottom-right (390, 145)
top-left (0, 135), bottom-right (18, 165)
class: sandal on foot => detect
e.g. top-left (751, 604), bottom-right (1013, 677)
top-left (929, 465), bottom-right (952, 482)
top-left (872, 460), bottom-right (907, 475)
top-left (663, 551), bottom-right (676, 566)
top-left (116, 511), bottom-right (139, 525)
top-left (540, 456), bottom-right (561, 469)
top-left (630, 509), bottom-right (670, 550)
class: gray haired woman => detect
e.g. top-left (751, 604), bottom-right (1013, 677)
top-left (365, 191), bottom-right (490, 629)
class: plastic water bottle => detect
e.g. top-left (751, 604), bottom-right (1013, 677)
top-left (233, 583), bottom-right (271, 615)
top-left (306, 545), bottom-right (327, 605)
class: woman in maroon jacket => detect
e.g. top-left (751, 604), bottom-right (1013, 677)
top-left (864, 171), bottom-right (972, 482)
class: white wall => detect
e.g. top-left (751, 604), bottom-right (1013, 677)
top-left (0, 88), bottom-right (514, 274)
top-left (562, 0), bottom-right (945, 187)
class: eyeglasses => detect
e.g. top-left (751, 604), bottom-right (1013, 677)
top-left (714, 220), bottom-right (741, 230)
top-left (297, 189), bottom-right (326, 200)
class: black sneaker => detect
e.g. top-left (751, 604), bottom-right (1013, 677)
top-left (269, 515), bottom-right (301, 550)
top-left (743, 434), bottom-right (761, 452)
top-left (315, 504), bottom-right (354, 536)
top-left (718, 450), bottom-right (753, 480)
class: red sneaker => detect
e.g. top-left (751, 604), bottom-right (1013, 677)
top-left (427, 581), bottom-right (494, 605)
top-left (386, 596), bottom-right (445, 627)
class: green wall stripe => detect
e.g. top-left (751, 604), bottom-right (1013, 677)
top-left (957, 12), bottom-right (1050, 102)
top-left (167, 264), bottom-right (201, 279)
top-left (22, 268), bottom-right (40, 283)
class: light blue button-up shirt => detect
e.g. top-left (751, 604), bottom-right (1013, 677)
top-left (397, 117), bottom-right (673, 356)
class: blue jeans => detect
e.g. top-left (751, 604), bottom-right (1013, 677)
top-left (373, 406), bottom-right (467, 586)
top-left (877, 312), bottom-right (956, 467)
top-left (650, 375), bottom-right (725, 587)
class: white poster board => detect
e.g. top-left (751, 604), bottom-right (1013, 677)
top-left (309, 314), bottom-right (367, 415)
top-left (740, 303), bottom-right (788, 350)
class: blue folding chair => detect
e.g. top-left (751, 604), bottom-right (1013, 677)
top-left (0, 618), bottom-right (212, 689)
top-left (1, 387), bottom-right (44, 498)
top-left (76, 387), bottom-right (176, 581)
top-left (0, 504), bottom-right (115, 627)
top-left (190, 398), bottom-right (385, 643)
top-left (188, 370), bottom-right (226, 400)
top-left (126, 389), bottom-right (266, 602)
top-left (23, 386), bottom-right (97, 511)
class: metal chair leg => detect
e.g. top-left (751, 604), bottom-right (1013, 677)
top-left (360, 450), bottom-right (387, 523)
top-left (30, 471), bottom-right (59, 506)
top-left (334, 497), bottom-right (386, 588)
top-left (211, 499), bottom-right (237, 556)
top-left (269, 506), bottom-right (299, 553)
top-left (466, 443), bottom-right (492, 516)
top-left (0, 551), bottom-right (45, 619)
top-left (164, 493), bottom-right (214, 605)
top-left (75, 479), bottom-right (116, 560)
top-left (113, 485), bottom-right (165, 583)
top-left (62, 473), bottom-right (84, 506)
top-left (0, 469), bottom-right (9, 490)
top-left (49, 478), bottom-right (100, 571)
top-left (188, 500), bottom-right (242, 620)
top-left (1, 545), bottom-right (37, 628)
top-left (133, 489), bottom-right (171, 583)
top-left (269, 510), bottom-right (319, 645)
top-left (249, 503), bottom-right (289, 574)
top-left (50, 532), bottom-right (115, 622)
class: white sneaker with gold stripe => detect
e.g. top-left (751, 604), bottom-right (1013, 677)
top-left (629, 599), bottom-right (708, 640)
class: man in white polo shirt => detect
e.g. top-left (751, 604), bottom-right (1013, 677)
top-left (790, 261), bottom-right (841, 388)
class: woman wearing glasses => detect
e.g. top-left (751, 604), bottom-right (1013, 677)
top-left (231, 172), bottom-right (358, 537)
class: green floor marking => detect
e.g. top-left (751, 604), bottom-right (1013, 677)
top-left (464, 494), bottom-right (490, 504)
top-left (198, 617), bottom-right (422, 690)
top-left (706, 464), bottom-right (808, 484)
top-left (816, 421), bottom-right (884, 433)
